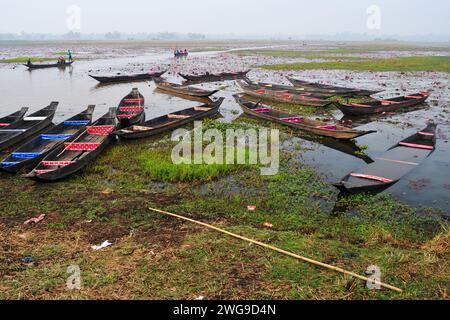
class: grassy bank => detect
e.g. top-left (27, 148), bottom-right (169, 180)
top-left (261, 56), bottom-right (450, 73)
top-left (0, 57), bottom-right (56, 63)
top-left (0, 121), bottom-right (448, 300)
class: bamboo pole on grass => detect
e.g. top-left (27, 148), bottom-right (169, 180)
top-left (148, 207), bottom-right (403, 293)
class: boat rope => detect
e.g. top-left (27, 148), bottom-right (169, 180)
top-left (148, 207), bottom-right (403, 293)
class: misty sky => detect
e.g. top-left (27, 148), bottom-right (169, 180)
top-left (1, 0), bottom-right (449, 35)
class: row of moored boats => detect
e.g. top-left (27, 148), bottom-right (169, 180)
top-left (1, 69), bottom-right (437, 194)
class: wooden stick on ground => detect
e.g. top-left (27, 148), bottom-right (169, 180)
top-left (148, 207), bottom-right (403, 293)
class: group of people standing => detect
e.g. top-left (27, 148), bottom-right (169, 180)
top-left (57, 50), bottom-right (73, 64)
top-left (174, 49), bottom-right (189, 58)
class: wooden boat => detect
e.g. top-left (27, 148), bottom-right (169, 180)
top-left (243, 78), bottom-right (336, 99)
top-left (1, 106), bottom-right (95, 173)
top-left (116, 88), bottom-right (146, 128)
top-left (287, 77), bottom-right (381, 97)
top-left (89, 70), bottom-right (166, 84)
top-left (179, 70), bottom-right (250, 83)
top-left (26, 108), bottom-right (117, 182)
top-left (334, 123), bottom-right (437, 194)
top-left (154, 78), bottom-right (219, 98)
top-left (237, 80), bottom-right (333, 107)
top-left (115, 98), bottom-right (224, 140)
top-left (0, 108), bottom-right (28, 128)
top-left (335, 92), bottom-right (431, 116)
top-left (0, 102), bottom-right (58, 151)
top-left (234, 95), bottom-right (375, 140)
top-left (24, 61), bottom-right (74, 69)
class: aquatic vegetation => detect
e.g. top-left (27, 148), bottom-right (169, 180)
top-left (262, 56), bottom-right (450, 73)
top-left (0, 56), bottom-right (55, 63)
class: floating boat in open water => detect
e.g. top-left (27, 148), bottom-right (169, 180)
top-left (179, 70), bottom-right (250, 83)
top-left (0, 102), bottom-right (58, 151)
top-left (24, 61), bottom-right (74, 69)
top-left (1, 106), bottom-right (95, 173)
top-left (237, 80), bottom-right (333, 107)
top-left (89, 70), bottom-right (166, 84)
top-left (115, 98), bottom-right (224, 140)
top-left (334, 123), bottom-right (437, 194)
top-left (336, 92), bottom-right (431, 116)
top-left (287, 77), bottom-right (382, 97)
top-left (154, 78), bottom-right (219, 98)
top-left (234, 95), bottom-right (375, 140)
top-left (116, 88), bottom-right (146, 128)
top-left (26, 108), bottom-right (117, 182)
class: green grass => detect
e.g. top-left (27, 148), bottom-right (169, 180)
top-left (0, 117), bottom-right (448, 300)
top-left (139, 150), bottom-right (243, 183)
top-left (0, 56), bottom-right (56, 63)
top-left (262, 56), bottom-right (450, 73)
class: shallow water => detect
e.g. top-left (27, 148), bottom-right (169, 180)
top-left (0, 45), bottom-right (448, 212)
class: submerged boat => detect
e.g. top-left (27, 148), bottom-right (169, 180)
top-left (335, 92), bottom-right (431, 116)
top-left (116, 88), bottom-right (146, 127)
top-left (154, 78), bottom-right (219, 98)
top-left (0, 108), bottom-right (29, 128)
top-left (24, 61), bottom-right (74, 69)
top-left (115, 98), bottom-right (224, 139)
top-left (1, 106), bottom-right (95, 173)
top-left (89, 70), bottom-right (166, 84)
top-left (334, 123), bottom-right (437, 194)
top-left (0, 102), bottom-right (58, 151)
top-left (237, 80), bottom-right (333, 107)
top-left (287, 77), bottom-right (381, 97)
top-left (26, 108), bottom-right (117, 182)
top-left (179, 70), bottom-right (250, 83)
top-left (234, 95), bottom-right (375, 140)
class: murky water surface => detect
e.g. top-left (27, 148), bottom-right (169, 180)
top-left (0, 44), bottom-right (448, 212)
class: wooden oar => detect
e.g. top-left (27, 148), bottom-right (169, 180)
top-left (148, 207), bottom-right (403, 293)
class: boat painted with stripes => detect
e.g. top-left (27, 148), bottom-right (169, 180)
top-left (335, 92), bottom-right (431, 116)
top-left (0, 108), bottom-right (29, 128)
top-left (234, 95), bottom-right (376, 140)
top-left (237, 80), bottom-right (333, 107)
top-left (116, 88), bottom-right (145, 128)
top-left (1, 106), bottom-right (95, 173)
top-left (0, 103), bottom-right (58, 151)
top-left (334, 123), bottom-right (437, 194)
top-left (115, 98), bottom-right (224, 140)
top-left (26, 108), bottom-right (117, 181)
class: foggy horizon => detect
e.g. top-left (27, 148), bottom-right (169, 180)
top-left (1, 0), bottom-right (450, 37)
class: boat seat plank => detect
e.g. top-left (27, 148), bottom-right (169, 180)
top-left (168, 114), bottom-right (191, 119)
top-left (24, 117), bottom-right (47, 121)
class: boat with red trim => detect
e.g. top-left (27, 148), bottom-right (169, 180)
top-left (115, 98), bottom-right (224, 140)
top-left (1, 106), bottom-right (95, 173)
top-left (116, 88), bottom-right (145, 127)
top-left (26, 108), bottom-right (117, 181)
top-left (287, 77), bottom-right (382, 97)
top-left (234, 95), bottom-right (375, 140)
top-left (242, 78), bottom-right (336, 99)
top-left (237, 80), bottom-right (333, 107)
top-left (336, 92), bottom-right (431, 116)
top-left (154, 78), bottom-right (219, 98)
top-left (0, 103), bottom-right (58, 151)
top-left (334, 123), bottom-right (437, 194)
top-left (0, 108), bottom-right (28, 128)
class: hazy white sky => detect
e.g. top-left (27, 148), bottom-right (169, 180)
top-left (1, 0), bottom-right (449, 35)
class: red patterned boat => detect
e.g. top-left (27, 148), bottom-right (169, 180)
top-left (26, 108), bottom-right (117, 181)
top-left (116, 88), bottom-right (145, 127)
